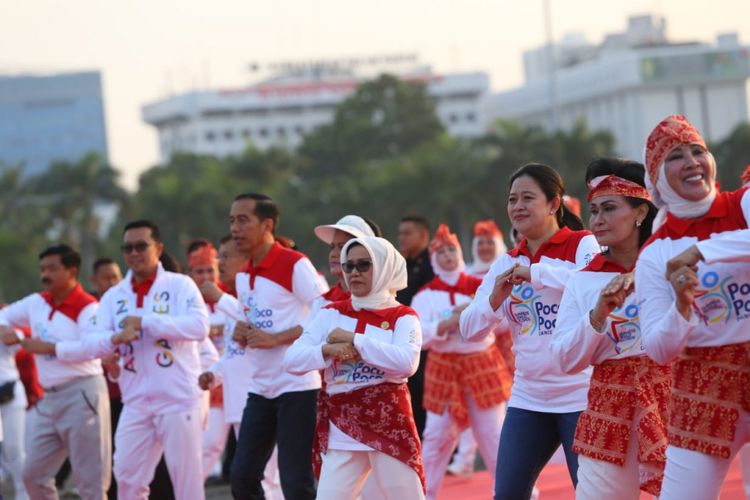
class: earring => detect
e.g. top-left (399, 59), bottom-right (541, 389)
top-left (549, 210), bottom-right (555, 215)
top-left (635, 219), bottom-right (642, 227)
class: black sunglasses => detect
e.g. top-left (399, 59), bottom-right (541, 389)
top-left (121, 241), bottom-right (152, 254)
top-left (341, 259), bottom-right (372, 274)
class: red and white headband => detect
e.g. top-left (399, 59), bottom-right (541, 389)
top-left (587, 175), bottom-right (652, 202)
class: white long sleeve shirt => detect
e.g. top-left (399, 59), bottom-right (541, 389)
top-left (412, 274), bottom-right (494, 353)
top-left (233, 242), bottom-right (326, 398)
top-left (551, 256), bottom-right (645, 375)
top-left (0, 284), bottom-right (101, 388)
top-left (460, 227), bottom-right (600, 412)
top-left (283, 302), bottom-right (421, 450)
top-left (636, 188), bottom-right (750, 365)
top-left (209, 293), bottom-right (253, 424)
top-left (57, 265), bottom-right (210, 414)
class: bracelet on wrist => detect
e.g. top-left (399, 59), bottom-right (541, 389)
top-left (589, 310), bottom-right (606, 333)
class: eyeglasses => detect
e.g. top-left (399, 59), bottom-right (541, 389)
top-left (341, 259), bottom-right (372, 274)
top-left (121, 242), bottom-right (152, 254)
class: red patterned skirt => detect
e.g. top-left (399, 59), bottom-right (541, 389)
top-left (423, 344), bottom-right (512, 429)
top-left (573, 356), bottom-right (671, 496)
top-left (669, 341), bottom-right (750, 459)
top-left (314, 382), bottom-right (425, 491)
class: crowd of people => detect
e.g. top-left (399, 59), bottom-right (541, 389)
top-left (0, 114), bottom-right (749, 500)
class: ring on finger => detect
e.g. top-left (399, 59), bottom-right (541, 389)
top-left (677, 274), bottom-right (687, 285)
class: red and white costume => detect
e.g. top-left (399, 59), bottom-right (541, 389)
top-left (552, 175), bottom-right (670, 499)
top-left (58, 264), bottom-right (209, 500)
top-left (413, 225), bottom-right (511, 499)
top-left (636, 115), bottom-right (750, 499)
top-left (284, 236), bottom-right (425, 500)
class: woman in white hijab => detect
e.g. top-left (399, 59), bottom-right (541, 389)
top-left (284, 237), bottom-right (425, 500)
top-left (467, 220), bottom-right (508, 277)
top-left (635, 115), bottom-right (750, 499)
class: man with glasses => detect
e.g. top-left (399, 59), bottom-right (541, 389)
top-left (0, 244), bottom-right (111, 500)
top-left (54, 220), bottom-right (210, 500)
top-left (227, 193), bottom-right (326, 500)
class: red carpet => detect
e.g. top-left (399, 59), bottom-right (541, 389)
top-left (439, 458), bottom-right (746, 499)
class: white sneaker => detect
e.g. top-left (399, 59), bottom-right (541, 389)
top-left (446, 461), bottom-right (474, 477)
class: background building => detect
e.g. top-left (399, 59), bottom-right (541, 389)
top-left (486, 15), bottom-right (750, 161)
top-left (142, 57), bottom-right (489, 163)
top-left (0, 71), bottom-right (108, 176)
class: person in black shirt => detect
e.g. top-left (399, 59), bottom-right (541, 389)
top-left (395, 215), bottom-right (434, 438)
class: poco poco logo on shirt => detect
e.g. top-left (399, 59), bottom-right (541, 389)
top-left (508, 285), bottom-right (558, 336)
top-left (693, 271), bottom-right (750, 324)
top-left (331, 360), bottom-right (385, 384)
top-left (607, 303), bottom-right (641, 355)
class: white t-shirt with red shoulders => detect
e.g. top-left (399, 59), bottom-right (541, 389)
top-left (552, 255), bottom-right (645, 375)
top-left (0, 284), bottom-right (101, 388)
top-left (460, 227), bottom-right (600, 413)
top-left (233, 242), bottom-right (327, 399)
top-left (412, 274), bottom-right (494, 354)
top-left (284, 300), bottom-right (421, 450)
top-left (636, 188), bottom-right (750, 364)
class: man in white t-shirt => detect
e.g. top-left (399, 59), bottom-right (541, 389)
top-left (228, 193), bottom-right (326, 500)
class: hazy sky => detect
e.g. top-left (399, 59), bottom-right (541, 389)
top-left (2, 0), bottom-right (749, 189)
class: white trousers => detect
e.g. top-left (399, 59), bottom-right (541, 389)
top-left (114, 405), bottom-right (204, 500)
top-left (201, 407), bottom-right (230, 480)
top-left (448, 429), bottom-right (479, 473)
top-left (659, 410), bottom-right (750, 500)
top-left (576, 424), bottom-right (641, 500)
top-left (317, 449), bottom-right (424, 500)
top-left (1, 383), bottom-right (27, 500)
top-left (422, 398), bottom-right (505, 500)
top-left (232, 423), bottom-right (283, 500)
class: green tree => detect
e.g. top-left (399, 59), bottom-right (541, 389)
top-left (26, 152), bottom-right (130, 276)
top-left (299, 74), bottom-right (444, 173)
top-left (710, 122), bottom-right (750, 191)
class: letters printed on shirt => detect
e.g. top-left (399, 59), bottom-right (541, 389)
top-left (330, 325), bottom-right (392, 385)
top-left (112, 290), bottom-right (177, 371)
top-left (508, 283), bottom-right (558, 336)
top-left (691, 266), bottom-right (750, 324)
top-left (241, 293), bottom-right (274, 330)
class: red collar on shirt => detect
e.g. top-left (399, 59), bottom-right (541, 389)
top-left (644, 187), bottom-right (749, 247)
top-left (40, 283), bottom-right (96, 322)
top-left (324, 299), bottom-right (416, 334)
top-left (582, 253), bottom-right (632, 273)
top-left (240, 241), bottom-right (304, 291)
top-left (131, 272), bottom-right (157, 308)
top-left (418, 274), bottom-right (482, 306)
top-left (507, 227), bottom-right (588, 264)
top-left (664, 189), bottom-right (733, 237)
top-left (218, 280), bottom-right (237, 298)
top-left (322, 282), bottom-right (350, 303)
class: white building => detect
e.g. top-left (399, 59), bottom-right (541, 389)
top-left (486, 15), bottom-right (750, 161)
top-left (142, 61), bottom-right (489, 164)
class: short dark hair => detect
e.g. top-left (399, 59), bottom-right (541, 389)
top-left (160, 252), bottom-right (182, 273)
top-left (400, 215), bottom-right (430, 233)
top-left (186, 238), bottom-right (211, 255)
top-left (123, 219), bottom-right (162, 243)
top-left (234, 193), bottom-right (280, 233)
top-left (584, 157), bottom-right (657, 248)
top-left (39, 244), bottom-right (81, 275)
top-left (92, 257), bottom-right (116, 274)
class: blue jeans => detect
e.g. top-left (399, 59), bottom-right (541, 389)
top-left (494, 406), bottom-right (582, 500)
top-left (230, 389), bottom-right (318, 500)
